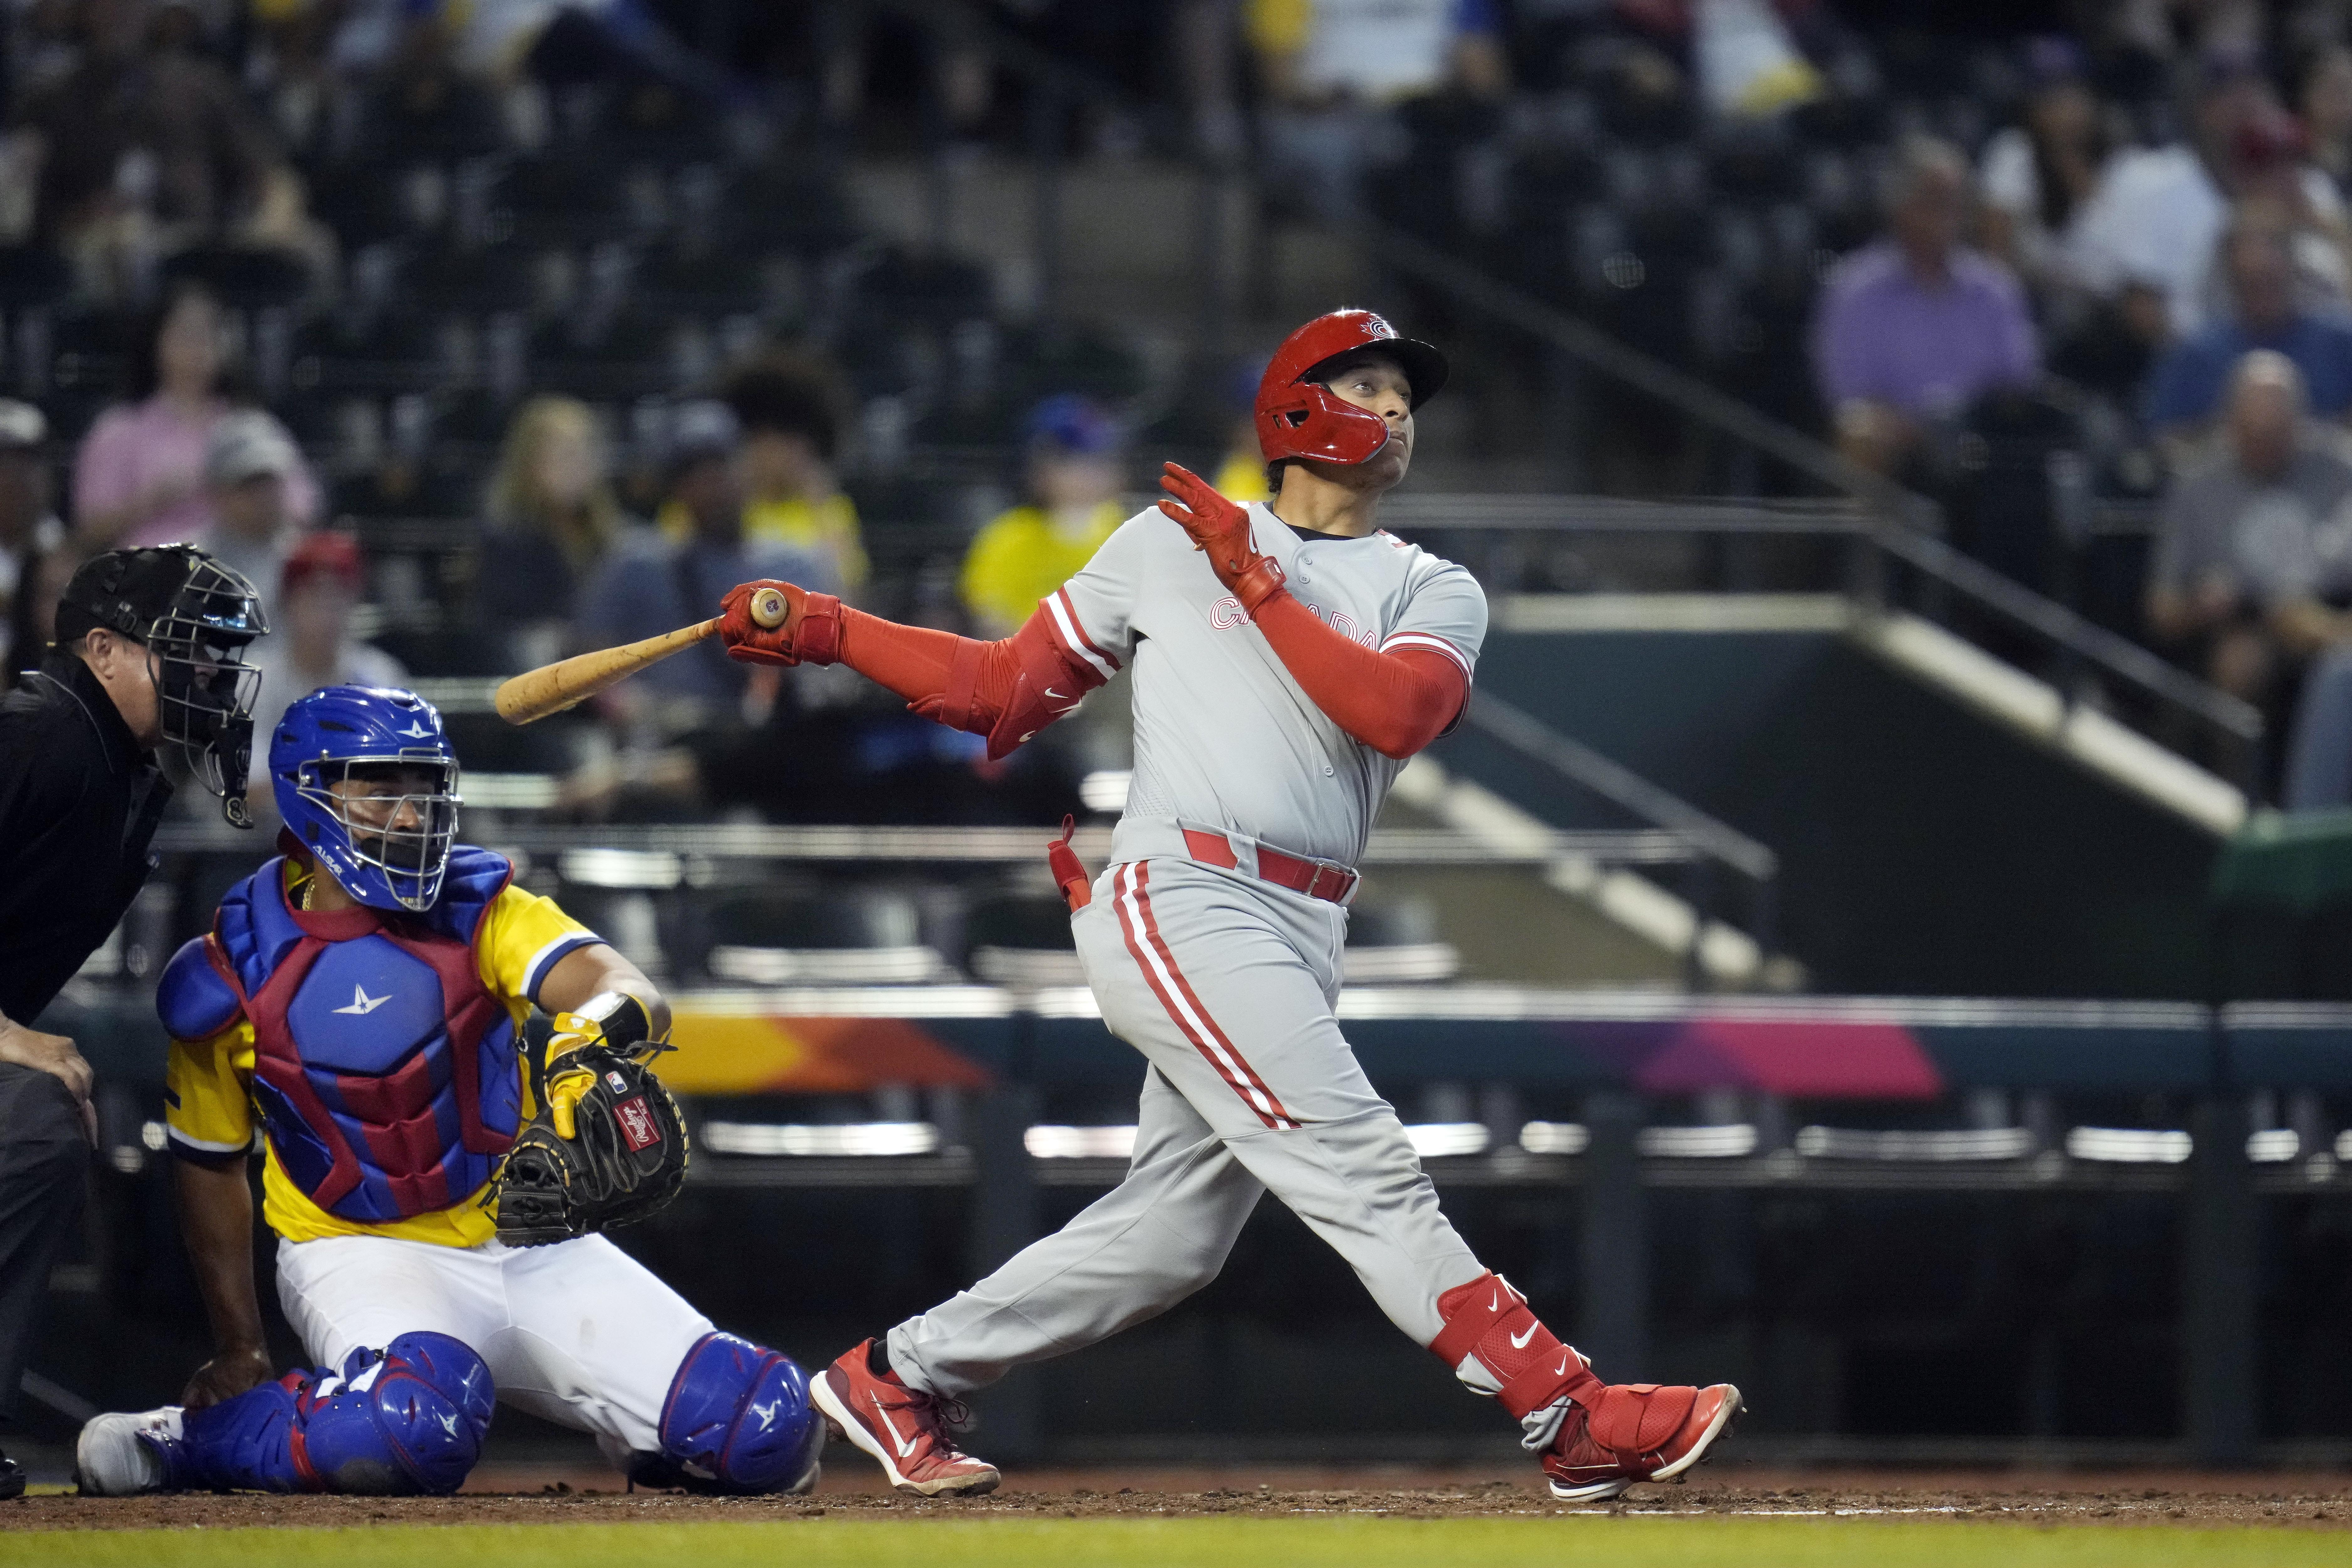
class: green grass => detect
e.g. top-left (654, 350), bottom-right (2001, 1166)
top-left (4, 1518), bottom-right (2349, 1568)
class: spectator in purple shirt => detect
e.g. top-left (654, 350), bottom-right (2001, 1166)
top-left (1812, 137), bottom-right (2041, 477)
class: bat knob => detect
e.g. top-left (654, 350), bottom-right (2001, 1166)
top-left (749, 586), bottom-right (790, 629)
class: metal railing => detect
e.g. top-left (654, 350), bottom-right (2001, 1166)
top-left (1378, 492), bottom-right (2263, 783)
top-left (145, 819), bottom-right (1708, 871)
top-left (1370, 228), bottom-right (1930, 523)
top-left (1460, 691), bottom-right (1779, 966)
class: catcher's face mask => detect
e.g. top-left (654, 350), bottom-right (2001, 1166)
top-left (297, 758), bottom-right (461, 912)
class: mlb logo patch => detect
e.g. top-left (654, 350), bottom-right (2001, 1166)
top-left (616, 1096), bottom-right (661, 1153)
top-left (605, 1070), bottom-right (630, 1095)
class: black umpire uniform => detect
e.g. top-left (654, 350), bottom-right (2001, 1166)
top-left (0, 545), bottom-right (264, 1491)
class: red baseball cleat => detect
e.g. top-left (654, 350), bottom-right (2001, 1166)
top-left (809, 1339), bottom-right (1001, 1497)
top-left (1542, 1380), bottom-right (1743, 1502)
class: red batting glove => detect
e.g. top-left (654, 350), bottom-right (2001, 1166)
top-left (719, 579), bottom-right (843, 667)
top-left (1157, 461), bottom-right (1287, 618)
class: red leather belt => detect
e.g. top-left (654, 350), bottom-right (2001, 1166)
top-left (1181, 828), bottom-right (1359, 904)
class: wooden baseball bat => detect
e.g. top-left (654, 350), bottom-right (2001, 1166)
top-left (494, 586), bottom-right (790, 725)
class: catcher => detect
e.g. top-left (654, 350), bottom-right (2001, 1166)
top-left (74, 684), bottom-right (824, 1497)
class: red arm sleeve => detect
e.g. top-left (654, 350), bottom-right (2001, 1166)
top-left (833, 604), bottom-right (1106, 760)
top-left (1250, 593), bottom-right (1469, 760)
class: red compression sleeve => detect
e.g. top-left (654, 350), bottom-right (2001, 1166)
top-left (833, 608), bottom-right (972, 705)
top-left (1252, 593), bottom-right (1469, 760)
top-left (835, 605), bottom-right (1104, 759)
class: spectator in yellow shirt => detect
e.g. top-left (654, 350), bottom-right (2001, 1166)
top-left (961, 395), bottom-right (1126, 636)
top-left (720, 356), bottom-right (868, 592)
top-left (1210, 354), bottom-right (1274, 502)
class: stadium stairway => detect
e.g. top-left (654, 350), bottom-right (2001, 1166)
top-left (1429, 590), bottom-right (2235, 1001)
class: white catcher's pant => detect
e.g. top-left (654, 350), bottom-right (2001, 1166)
top-left (275, 1231), bottom-right (713, 1464)
top-left (889, 856), bottom-right (1486, 1398)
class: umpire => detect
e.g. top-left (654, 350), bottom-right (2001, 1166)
top-left (0, 544), bottom-right (265, 1493)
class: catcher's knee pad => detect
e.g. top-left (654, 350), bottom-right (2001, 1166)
top-left (643, 1331), bottom-right (823, 1495)
top-left (183, 1332), bottom-right (494, 1495)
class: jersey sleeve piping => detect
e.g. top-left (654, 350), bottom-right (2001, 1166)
top-left (522, 930), bottom-right (601, 1005)
top-left (166, 1127), bottom-right (251, 1165)
top-left (1046, 588), bottom-right (1121, 678)
top-left (1379, 631), bottom-right (1474, 680)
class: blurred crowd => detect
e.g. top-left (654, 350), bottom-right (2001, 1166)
top-left (0, 0), bottom-right (1251, 834)
top-left (0, 280), bottom-right (1157, 831)
top-left (1216, 0), bottom-right (2352, 806)
top-left (14, 1), bottom-right (2352, 810)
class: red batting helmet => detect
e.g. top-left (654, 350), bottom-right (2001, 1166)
top-left (1255, 308), bottom-right (1449, 467)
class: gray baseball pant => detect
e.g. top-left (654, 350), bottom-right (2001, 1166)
top-left (887, 856), bottom-right (1487, 1399)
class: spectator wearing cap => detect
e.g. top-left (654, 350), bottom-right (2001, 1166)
top-left (722, 357), bottom-right (868, 595)
top-left (242, 531), bottom-right (405, 800)
top-left (193, 410), bottom-right (308, 600)
top-left (960, 396), bottom-right (1128, 638)
top-left (477, 396), bottom-right (628, 674)
top-left (71, 282), bottom-right (319, 552)
top-left (0, 402), bottom-right (62, 678)
top-left (1811, 136), bottom-right (2040, 478)
top-left (2071, 50), bottom-right (2352, 339)
top-left (580, 401), bottom-right (838, 720)
top-left (2146, 206), bottom-right (2352, 437)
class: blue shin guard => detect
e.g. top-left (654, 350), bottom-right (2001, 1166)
top-left (180, 1333), bottom-right (495, 1494)
top-left (633, 1332), bottom-right (824, 1495)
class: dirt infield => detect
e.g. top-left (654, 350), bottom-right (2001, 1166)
top-left (8, 1465), bottom-right (2352, 1532)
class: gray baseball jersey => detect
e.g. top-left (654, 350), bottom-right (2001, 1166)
top-left (1044, 503), bottom-right (1488, 868)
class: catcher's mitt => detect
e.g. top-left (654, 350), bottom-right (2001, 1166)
top-left (491, 992), bottom-right (689, 1248)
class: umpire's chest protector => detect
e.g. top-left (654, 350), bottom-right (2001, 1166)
top-left (162, 847), bottom-right (525, 1222)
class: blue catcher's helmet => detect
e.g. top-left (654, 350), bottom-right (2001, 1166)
top-left (271, 686), bottom-right (462, 913)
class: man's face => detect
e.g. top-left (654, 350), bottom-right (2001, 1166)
top-left (327, 762), bottom-right (450, 868)
top-left (673, 455), bottom-right (742, 540)
top-left (1299, 352), bottom-right (1415, 489)
top-left (741, 430), bottom-right (820, 497)
top-left (211, 473), bottom-right (287, 540)
top-left (2230, 380), bottom-right (2299, 477)
top-left (285, 578), bottom-right (354, 656)
top-left (1033, 451), bottom-right (1121, 511)
top-left (80, 629), bottom-right (166, 747)
top-left (1893, 165), bottom-right (1966, 261)
top-left (2197, 74), bottom-right (2270, 156)
top-left (2227, 229), bottom-right (2297, 329)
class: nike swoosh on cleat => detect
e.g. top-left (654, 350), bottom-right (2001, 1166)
top-left (872, 1393), bottom-right (920, 1459)
top-left (1510, 1324), bottom-right (1538, 1349)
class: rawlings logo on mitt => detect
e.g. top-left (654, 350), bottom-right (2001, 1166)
top-left (490, 992), bottom-right (690, 1248)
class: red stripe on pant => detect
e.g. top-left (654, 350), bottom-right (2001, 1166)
top-left (1111, 863), bottom-right (1299, 1131)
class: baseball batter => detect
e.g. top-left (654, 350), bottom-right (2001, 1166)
top-left (73, 685), bottom-right (825, 1498)
top-left (718, 309), bottom-right (1740, 1500)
